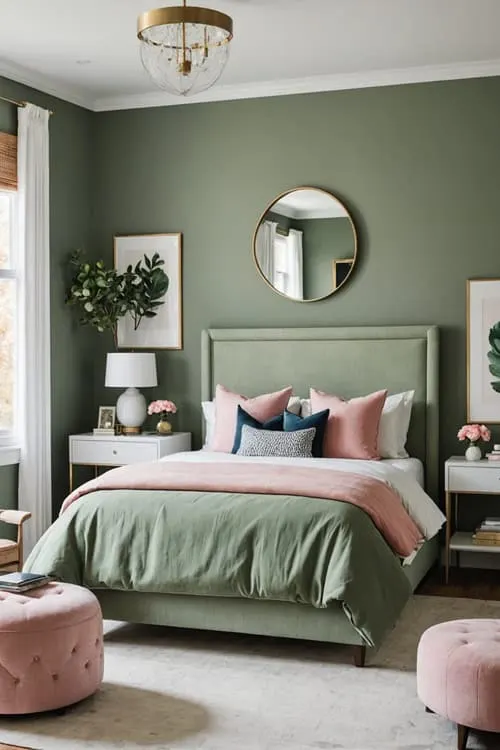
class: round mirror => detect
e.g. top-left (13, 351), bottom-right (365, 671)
top-left (253, 187), bottom-right (357, 302)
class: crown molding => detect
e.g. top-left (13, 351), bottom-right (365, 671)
top-left (2, 56), bottom-right (500, 114)
top-left (276, 205), bottom-right (345, 220)
top-left (92, 58), bottom-right (500, 112)
top-left (0, 57), bottom-right (94, 111)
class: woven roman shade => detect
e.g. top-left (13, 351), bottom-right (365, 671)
top-left (0, 132), bottom-right (17, 191)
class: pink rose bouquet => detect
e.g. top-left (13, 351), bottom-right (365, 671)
top-left (457, 423), bottom-right (491, 446)
top-left (148, 399), bottom-right (177, 421)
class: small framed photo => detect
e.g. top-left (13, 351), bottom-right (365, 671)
top-left (467, 279), bottom-right (500, 422)
top-left (97, 406), bottom-right (116, 430)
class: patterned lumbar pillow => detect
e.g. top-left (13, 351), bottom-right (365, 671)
top-left (231, 405), bottom-right (284, 454)
top-left (236, 424), bottom-right (316, 458)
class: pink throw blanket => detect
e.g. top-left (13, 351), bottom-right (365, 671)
top-left (62, 461), bottom-right (422, 557)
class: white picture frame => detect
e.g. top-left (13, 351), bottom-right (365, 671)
top-left (114, 233), bottom-right (182, 350)
top-left (467, 278), bottom-right (500, 422)
top-left (97, 406), bottom-right (116, 430)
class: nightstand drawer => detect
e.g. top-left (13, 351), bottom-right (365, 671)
top-left (448, 466), bottom-right (500, 493)
top-left (70, 439), bottom-right (157, 466)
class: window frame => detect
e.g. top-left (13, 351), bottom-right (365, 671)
top-left (0, 189), bottom-right (19, 453)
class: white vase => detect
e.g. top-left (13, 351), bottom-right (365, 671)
top-left (465, 444), bottom-right (482, 461)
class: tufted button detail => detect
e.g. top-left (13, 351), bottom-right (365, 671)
top-left (0, 582), bottom-right (103, 713)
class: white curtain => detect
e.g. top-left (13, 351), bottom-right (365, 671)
top-left (286, 229), bottom-right (304, 300)
top-left (17, 103), bottom-right (52, 558)
top-left (255, 220), bottom-right (277, 282)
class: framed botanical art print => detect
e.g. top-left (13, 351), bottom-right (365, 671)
top-left (467, 278), bottom-right (500, 422)
top-left (114, 233), bottom-right (182, 350)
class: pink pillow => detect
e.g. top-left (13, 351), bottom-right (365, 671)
top-left (310, 388), bottom-right (387, 460)
top-left (211, 384), bottom-right (293, 452)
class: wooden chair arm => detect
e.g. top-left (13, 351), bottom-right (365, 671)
top-left (0, 510), bottom-right (32, 526)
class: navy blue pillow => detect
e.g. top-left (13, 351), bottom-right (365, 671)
top-left (231, 405), bottom-right (284, 454)
top-left (283, 409), bottom-right (329, 458)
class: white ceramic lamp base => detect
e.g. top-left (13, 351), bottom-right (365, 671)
top-left (116, 387), bottom-right (147, 434)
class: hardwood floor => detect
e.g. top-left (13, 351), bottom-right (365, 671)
top-left (417, 565), bottom-right (500, 600)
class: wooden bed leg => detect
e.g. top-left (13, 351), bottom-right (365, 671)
top-left (352, 645), bottom-right (366, 668)
top-left (457, 724), bottom-right (469, 750)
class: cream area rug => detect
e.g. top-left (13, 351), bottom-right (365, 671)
top-left (1, 596), bottom-right (500, 750)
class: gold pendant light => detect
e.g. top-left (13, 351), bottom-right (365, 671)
top-left (137, 0), bottom-right (233, 97)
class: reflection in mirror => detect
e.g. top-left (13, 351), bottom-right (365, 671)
top-left (254, 187), bottom-right (357, 302)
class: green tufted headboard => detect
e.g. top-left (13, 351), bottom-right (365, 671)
top-left (201, 326), bottom-right (439, 500)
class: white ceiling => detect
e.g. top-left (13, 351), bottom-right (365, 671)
top-left (274, 190), bottom-right (347, 220)
top-left (1, 0), bottom-right (500, 111)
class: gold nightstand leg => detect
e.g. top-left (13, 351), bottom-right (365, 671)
top-left (445, 491), bottom-right (451, 584)
top-left (69, 463), bottom-right (73, 493)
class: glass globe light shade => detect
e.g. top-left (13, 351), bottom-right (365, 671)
top-left (138, 5), bottom-right (233, 97)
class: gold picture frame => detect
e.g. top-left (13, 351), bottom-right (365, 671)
top-left (332, 258), bottom-right (355, 290)
top-left (114, 233), bottom-right (183, 350)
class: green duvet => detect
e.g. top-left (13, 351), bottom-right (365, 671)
top-left (25, 488), bottom-right (411, 646)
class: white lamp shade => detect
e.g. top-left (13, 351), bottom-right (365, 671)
top-left (105, 353), bottom-right (158, 388)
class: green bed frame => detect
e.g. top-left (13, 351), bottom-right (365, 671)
top-left (96, 325), bottom-right (440, 665)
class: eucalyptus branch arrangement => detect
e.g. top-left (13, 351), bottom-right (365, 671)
top-left (66, 250), bottom-right (169, 347)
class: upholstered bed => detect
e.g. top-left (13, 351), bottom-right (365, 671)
top-left (27, 325), bottom-right (441, 666)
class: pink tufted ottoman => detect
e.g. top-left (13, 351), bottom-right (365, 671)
top-left (0, 581), bottom-right (103, 714)
top-left (417, 619), bottom-right (500, 750)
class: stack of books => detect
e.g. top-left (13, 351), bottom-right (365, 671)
top-left (473, 518), bottom-right (500, 546)
top-left (93, 427), bottom-right (115, 436)
top-left (486, 444), bottom-right (500, 461)
top-left (0, 572), bottom-right (52, 593)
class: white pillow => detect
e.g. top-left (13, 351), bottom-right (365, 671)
top-left (300, 390), bottom-right (415, 459)
top-left (378, 390), bottom-right (415, 459)
top-left (201, 396), bottom-right (302, 449)
top-left (300, 398), bottom-right (312, 418)
top-left (201, 400), bottom-right (216, 448)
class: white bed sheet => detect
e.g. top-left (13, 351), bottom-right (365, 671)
top-left (383, 458), bottom-right (424, 487)
top-left (161, 451), bottom-right (445, 543)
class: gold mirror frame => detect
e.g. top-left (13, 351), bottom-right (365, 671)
top-left (252, 186), bottom-right (358, 303)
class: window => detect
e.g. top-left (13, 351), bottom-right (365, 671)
top-left (272, 230), bottom-right (303, 300)
top-left (273, 234), bottom-right (289, 295)
top-left (0, 191), bottom-right (16, 442)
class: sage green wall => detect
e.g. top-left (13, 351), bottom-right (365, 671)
top-left (265, 210), bottom-right (291, 232)
top-left (0, 465), bottom-right (18, 540)
top-left (294, 217), bottom-right (353, 299)
top-left (91, 76), bottom-right (500, 506)
top-left (0, 78), bottom-right (94, 515)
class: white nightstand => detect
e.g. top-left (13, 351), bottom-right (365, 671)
top-left (69, 432), bottom-right (192, 492)
top-left (445, 455), bottom-right (500, 583)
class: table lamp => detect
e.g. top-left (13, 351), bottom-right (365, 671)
top-left (105, 352), bottom-right (158, 434)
